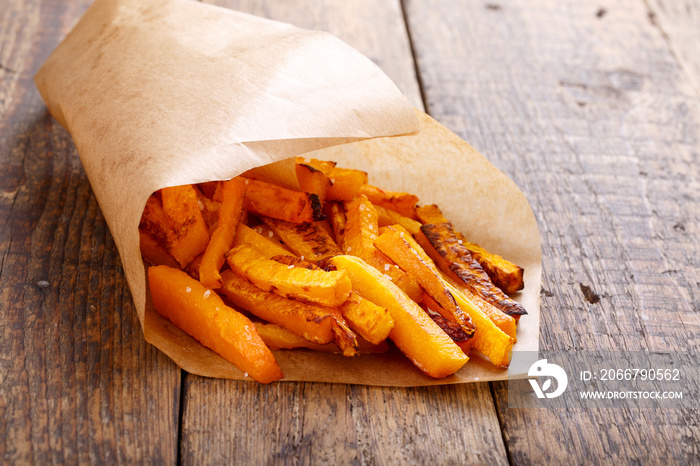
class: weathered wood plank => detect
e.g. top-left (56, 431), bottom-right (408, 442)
top-left (181, 377), bottom-right (507, 464)
top-left (405, 0), bottom-right (699, 462)
top-left (647, 0), bottom-right (700, 97)
top-left (179, 1), bottom-right (508, 464)
top-left (0, 0), bottom-right (181, 463)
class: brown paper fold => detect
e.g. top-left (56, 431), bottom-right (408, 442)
top-left (35, 0), bottom-right (540, 385)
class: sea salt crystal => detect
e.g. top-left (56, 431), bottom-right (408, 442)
top-left (197, 199), bottom-right (204, 210)
top-left (384, 264), bottom-right (390, 271)
top-left (244, 372), bottom-right (248, 377)
top-left (287, 265), bottom-right (294, 269)
top-left (186, 287), bottom-right (191, 293)
top-left (383, 274), bottom-right (393, 281)
top-left (346, 246), bottom-right (352, 252)
top-left (300, 255), bottom-right (304, 261)
top-left (245, 179), bottom-right (250, 185)
top-left (268, 231), bottom-right (274, 238)
top-left (331, 179), bottom-right (335, 183)
top-left (458, 239), bottom-right (463, 244)
top-left (203, 290), bottom-right (211, 298)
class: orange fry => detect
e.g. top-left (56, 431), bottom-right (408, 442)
top-left (225, 244), bottom-right (352, 307)
top-left (325, 167), bottom-right (368, 201)
top-left (199, 177), bottom-right (246, 289)
top-left (359, 184), bottom-right (419, 219)
top-left (416, 204), bottom-right (524, 293)
top-left (343, 195), bottom-right (422, 302)
top-left (296, 162), bottom-right (332, 203)
top-left (244, 178), bottom-right (325, 223)
top-left (330, 255), bottom-right (468, 378)
top-left (339, 292), bottom-right (394, 345)
top-left (417, 223), bottom-right (526, 317)
top-left (374, 226), bottom-right (474, 335)
top-left (160, 185), bottom-right (211, 268)
top-left (261, 216), bottom-right (342, 263)
top-left (220, 270), bottom-right (352, 350)
top-left (148, 265), bottom-right (282, 383)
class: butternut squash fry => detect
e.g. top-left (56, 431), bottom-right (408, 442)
top-left (418, 223), bottom-right (527, 317)
top-left (261, 217), bottom-right (342, 263)
top-left (329, 255), bottom-right (468, 378)
top-left (148, 265), bottom-right (282, 383)
top-left (326, 202), bottom-right (347, 247)
top-left (325, 167), bottom-right (368, 201)
top-left (196, 181), bottom-right (218, 199)
top-left (296, 162), bottom-right (332, 203)
top-left (339, 292), bottom-right (394, 345)
top-left (254, 322), bottom-right (388, 353)
top-left (416, 204), bottom-right (524, 293)
top-left (139, 195), bottom-right (176, 250)
top-left (199, 177), bottom-right (246, 289)
top-left (374, 205), bottom-right (421, 235)
top-left (359, 184), bottom-right (419, 219)
top-left (343, 196), bottom-right (422, 302)
top-left (244, 178), bottom-right (325, 223)
top-left (296, 157), bottom-right (336, 175)
top-left (233, 223), bottom-right (294, 258)
top-left (225, 244), bottom-right (351, 307)
top-left (415, 204), bottom-right (448, 224)
top-left (270, 255), bottom-right (321, 270)
top-left (445, 282), bottom-right (514, 367)
top-left (374, 226), bottom-right (475, 335)
top-left (139, 230), bottom-right (178, 268)
top-left (159, 185), bottom-right (211, 268)
top-left (220, 270), bottom-right (341, 346)
top-left (421, 297), bottom-right (473, 351)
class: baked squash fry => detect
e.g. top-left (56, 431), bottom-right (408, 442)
top-left (343, 196), bottom-right (422, 302)
top-left (160, 185), bottom-right (211, 268)
top-left (296, 162), bottom-right (332, 203)
top-left (148, 265), bottom-right (282, 383)
top-left (326, 167), bottom-right (368, 201)
top-left (225, 244), bottom-right (352, 307)
top-left (199, 177), bottom-right (247, 289)
top-left (139, 229), bottom-right (179, 268)
top-left (261, 217), bottom-right (342, 263)
top-left (445, 282), bottom-right (514, 367)
top-left (359, 184), bottom-right (419, 219)
top-left (244, 177), bottom-right (325, 223)
top-left (418, 223), bottom-right (527, 317)
top-left (374, 226), bottom-right (475, 335)
top-left (255, 322), bottom-right (387, 353)
top-left (233, 223), bottom-right (293, 258)
top-left (326, 202), bottom-right (347, 248)
top-left (329, 255), bottom-right (468, 378)
top-left (416, 204), bottom-right (524, 293)
top-left (415, 204), bottom-right (449, 224)
top-left (220, 270), bottom-right (353, 349)
top-left (374, 205), bottom-right (422, 235)
top-left (339, 292), bottom-right (394, 345)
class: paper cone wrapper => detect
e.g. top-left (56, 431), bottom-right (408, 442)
top-left (35, 0), bottom-right (541, 386)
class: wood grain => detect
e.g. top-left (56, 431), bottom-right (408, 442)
top-left (180, 377), bottom-right (508, 464)
top-left (0, 0), bottom-right (181, 463)
top-left (647, 0), bottom-right (700, 97)
top-left (179, 1), bottom-right (508, 464)
top-left (404, 0), bottom-right (699, 462)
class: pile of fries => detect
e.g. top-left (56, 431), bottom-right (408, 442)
top-left (139, 158), bottom-right (527, 383)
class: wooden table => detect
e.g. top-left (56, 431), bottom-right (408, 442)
top-left (2, 0), bottom-right (699, 463)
